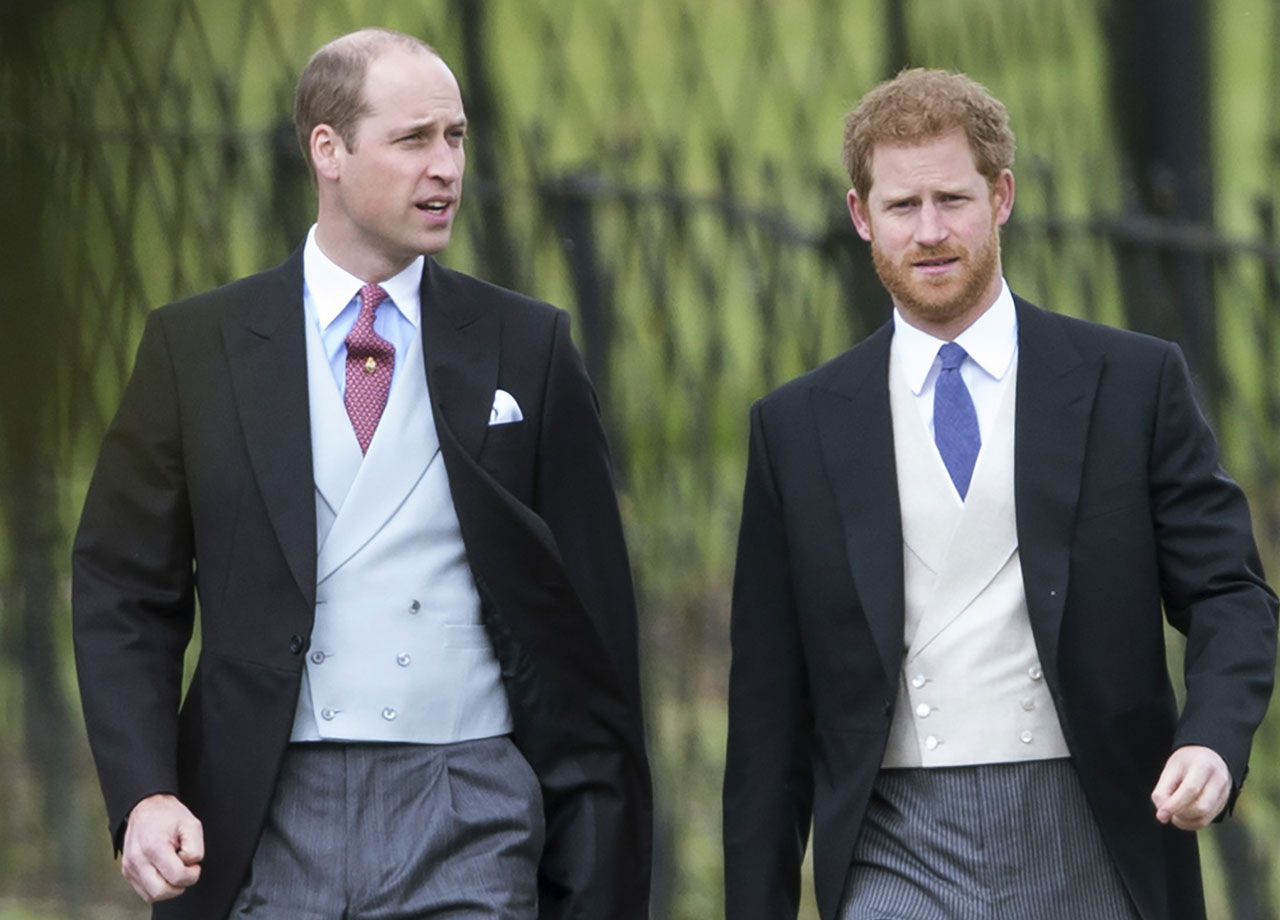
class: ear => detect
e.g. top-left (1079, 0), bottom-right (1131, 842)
top-left (847, 188), bottom-right (873, 242)
top-left (310, 124), bottom-right (345, 183)
top-left (992, 168), bottom-right (1015, 227)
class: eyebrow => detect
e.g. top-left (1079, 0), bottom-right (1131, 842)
top-left (390, 114), bottom-right (468, 136)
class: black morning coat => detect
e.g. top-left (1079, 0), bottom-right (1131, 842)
top-left (73, 249), bottom-right (653, 920)
top-left (724, 298), bottom-right (1277, 920)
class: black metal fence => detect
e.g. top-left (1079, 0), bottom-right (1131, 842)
top-left (4, 0), bottom-right (1280, 917)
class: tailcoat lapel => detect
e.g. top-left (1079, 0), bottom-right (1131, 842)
top-left (1013, 298), bottom-right (1102, 680)
top-left (419, 257), bottom-right (499, 458)
top-left (813, 322), bottom-right (905, 688)
top-left (223, 251), bottom-right (317, 606)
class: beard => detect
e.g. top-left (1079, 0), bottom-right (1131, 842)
top-left (870, 221), bottom-right (1001, 329)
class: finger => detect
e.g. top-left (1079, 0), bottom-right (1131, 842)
top-left (1150, 760), bottom-right (1187, 814)
top-left (1150, 758), bottom-right (1187, 808)
top-left (1154, 765), bottom-right (1208, 823)
top-left (123, 859), bottom-right (184, 903)
top-left (175, 817), bottom-right (205, 865)
top-left (156, 856), bottom-right (202, 889)
top-left (126, 832), bottom-right (201, 892)
top-left (1170, 774), bottom-right (1230, 830)
top-left (144, 837), bottom-right (201, 889)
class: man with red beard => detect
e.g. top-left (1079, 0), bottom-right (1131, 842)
top-left (723, 69), bottom-right (1276, 920)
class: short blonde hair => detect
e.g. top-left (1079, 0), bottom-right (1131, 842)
top-left (841, 68), bottom-right (1015, 200)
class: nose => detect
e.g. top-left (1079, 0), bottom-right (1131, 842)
top-left (427, 138), bottom-right (461, 183)
top-left (914, 202), bottom-right (948, 247)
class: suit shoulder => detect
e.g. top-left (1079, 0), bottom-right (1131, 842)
top-left (150, 257), bottom-right (299, 327)
top-left (433, 261), bottom-right (565, 326)
top-left (1021, 299), bottom-right (1178, 362)
top-left (753, 323), bottom-right (891, 416)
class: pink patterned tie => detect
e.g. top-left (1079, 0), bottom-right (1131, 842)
top-left (344, 283), bottom-right (395, 453)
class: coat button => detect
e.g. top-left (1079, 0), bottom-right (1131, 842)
top-left (311, 650), bottom-right (327, 665)
top-left (911, 674), bottom-right (928, 689)
top-left (396, 653), bottom-right (412, 667)
top-left (915, 703), bottom-right (932, 718)
top-left (409, 600), bottom-right (421, 614)
top-left (925, 735), bottom-right (940, 751)
top-left (289, 635), bottom-right (306, 655)
top-left (382, 707), bottom-right (398, 721)
top-left (321, 707), bottom-right (337, 721)
top-left (1020, 730), bottom-right (1034, 744)
top-left (1028, 665), bottom-right (1043, 681)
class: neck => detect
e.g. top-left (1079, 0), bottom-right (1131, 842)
top-left (313, 221), bottom-right (414, 285)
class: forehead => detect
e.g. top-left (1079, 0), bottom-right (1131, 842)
top-left (360, 48), bottom-right (464, 121)
top-left (867, 130), bottom-right (982, 195)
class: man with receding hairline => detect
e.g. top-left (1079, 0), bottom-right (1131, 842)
top-left (723, 68), bottom-right (1276, 920)
top-left (73, 27), bottom-right (651, 920)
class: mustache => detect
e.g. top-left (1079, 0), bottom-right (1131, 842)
top-left (904, 245), bottom-right (967, 264)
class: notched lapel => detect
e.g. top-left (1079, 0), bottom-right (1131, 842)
top-left (812, 324), bottom-right (905, 689)
top-left (1013, 300), bottom-right (1102, 671)
top-left (224, 257), bottom-right (317, 606)
top-left (420, 258), bottom-right (499, 460)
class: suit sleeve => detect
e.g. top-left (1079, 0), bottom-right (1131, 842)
top-left (1148, 344), bottom-right (1278, 791)
top-left (531, 309), bottom-right (652, 916)
top-left (724, 402), bottom-right (814, 920)
top-left (71, 309), bottom-right (196, 848)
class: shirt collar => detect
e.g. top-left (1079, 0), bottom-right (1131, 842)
top-left (302, 225), bottom-right (423, 331)
top-left (892, 278), bottom-right (1018, 394)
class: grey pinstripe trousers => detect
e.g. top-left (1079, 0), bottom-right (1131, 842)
top-left (838, 758), bottom-right (1141, 920)
top-left (230, 736), bottom-right (543, 919)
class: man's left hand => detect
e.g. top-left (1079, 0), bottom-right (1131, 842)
top-left (1150, 745), bottom-right (1232, 830)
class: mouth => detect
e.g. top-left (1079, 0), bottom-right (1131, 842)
top-left (911, 253), bottom-right (961, 276)
top-left (416, 197), bottom-right (455, 217)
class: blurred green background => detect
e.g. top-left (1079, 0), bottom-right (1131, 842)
top-left (2, 0), bottom-right (1280, 917)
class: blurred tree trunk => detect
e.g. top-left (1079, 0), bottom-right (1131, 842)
top-left (453, 0), bottom-right (523, 291)
top-left (883, 0), bottom-right (909, 77)
top-left (0, 2), bottom-right (87, 912)
top-left (1101, 0), bottom-right (1220, 415)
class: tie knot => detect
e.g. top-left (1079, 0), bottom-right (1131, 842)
top-left (359, 283), bottom-right (389, 313)
top-left (938, 342), bottom-right (968, 372)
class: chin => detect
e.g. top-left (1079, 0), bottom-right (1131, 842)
top-left (419, 230), bottom-right (453, 256)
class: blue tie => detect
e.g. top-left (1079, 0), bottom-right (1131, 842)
top-left (934, 342), bottom-right (980, 499)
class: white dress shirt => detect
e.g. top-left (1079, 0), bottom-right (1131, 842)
top-left (302, 224), bottom-right (424, 396)
top-left (891, 279), bottom-right (1018, 446)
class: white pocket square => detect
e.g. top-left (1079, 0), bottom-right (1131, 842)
top-left (489, 388), bottom-right (524, 425)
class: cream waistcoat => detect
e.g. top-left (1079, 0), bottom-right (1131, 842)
top-left (881, 348), bottom-right (1068, 767)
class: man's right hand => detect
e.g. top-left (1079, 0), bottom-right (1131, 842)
top-left (121, 794), bottom-right (204, 902)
